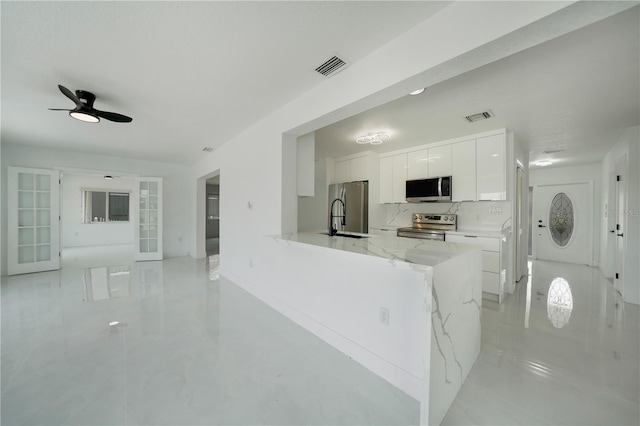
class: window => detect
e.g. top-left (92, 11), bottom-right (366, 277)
top-left (82, 190), bottom-right (130, 223)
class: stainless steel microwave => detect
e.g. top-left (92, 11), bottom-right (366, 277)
top-left (406, 176), bottom-right (452, 202)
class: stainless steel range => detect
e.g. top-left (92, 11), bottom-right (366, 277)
top-left (396, 213), bottom-right (457, 241)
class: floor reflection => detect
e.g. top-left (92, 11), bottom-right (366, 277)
top-left (83, 265), bottom-right (131, 302)
top-left (547, 277), bottom-right (573, 328)
top-left (208, 254), bottom-right (220, 281)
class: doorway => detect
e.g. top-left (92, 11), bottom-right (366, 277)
top-left (532, 182), bottom-right (593, 265)
top-left (206, 175), bottom-right (220, 256)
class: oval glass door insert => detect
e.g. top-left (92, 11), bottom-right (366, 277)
top-left (549, 192), bottom-right (574, 246)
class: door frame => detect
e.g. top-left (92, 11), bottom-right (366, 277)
top-left (531, 179), bottom-right (594, 266)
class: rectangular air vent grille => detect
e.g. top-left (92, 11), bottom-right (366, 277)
top-left (465, 110), bottom-right (494, 123)
top-left (315, 55), bottom-right (347, 77)
top-left (202, 147), bottom-right (214, 152)
top-left (543, 149), bottom-right (566, 154)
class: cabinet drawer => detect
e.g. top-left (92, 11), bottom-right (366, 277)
top-left (482, 251), bottom-right (500, 273)
top-left (482, 271), bottom-right (500, 294)
top-left (447, 234), bottom-right (499, 251)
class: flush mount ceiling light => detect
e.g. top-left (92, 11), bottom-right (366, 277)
top-left (356, 132), bottom-right (390, 145)
top-left (409, 88), bottom-right (425, 95)
top-left (535, 161), bottom-right (553, 167)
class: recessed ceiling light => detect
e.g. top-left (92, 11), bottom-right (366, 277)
top-left (409, 88), bottom-right (425, 95)
top-left (109, 321), bottom-right (120, 326)
top-left (104, 175), bottom-right (114, 180)
top-left (535, 161), bottom-right (553, 167)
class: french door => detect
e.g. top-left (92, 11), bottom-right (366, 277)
top-left (134, 177), bottom-right (163, 261)
top-left (533, 182), bottom-right (592, 265)
top-left (7, 167), bottom-right (60, 275)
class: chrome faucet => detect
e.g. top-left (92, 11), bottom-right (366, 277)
top-left (329, 198), bottom-right (346, 236)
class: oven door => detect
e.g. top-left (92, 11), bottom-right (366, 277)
top-left (397, 229), bottom-right (445, 241)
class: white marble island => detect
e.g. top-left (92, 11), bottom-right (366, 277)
top-left (234, 232), bottom-right (482, 425)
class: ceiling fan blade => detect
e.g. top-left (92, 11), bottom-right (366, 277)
top-left (48, 108), bottom-right (73, 111)
top-left (58, 84), bottom-right (83, 108)
top-left (94, 109), bottom-right (133, 123)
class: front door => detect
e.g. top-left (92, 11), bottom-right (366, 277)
top-left (7, 167), bottom-right (60, 275)
top-left (533, 182), bottom-right (592, 265)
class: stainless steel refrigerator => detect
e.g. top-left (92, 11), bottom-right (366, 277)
top-left (328, 181), bottom-right (368, 234)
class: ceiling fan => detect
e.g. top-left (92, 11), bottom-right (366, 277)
top-left (49, 84), bottom-right (132, 123)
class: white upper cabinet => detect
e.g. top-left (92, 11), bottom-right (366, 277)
top-left (476, 134), bottom-right (506, 200)
top-left (427, 145), bottom-right (452, 178)
top-left (407, 149), bottom-right (428, 180)
top-left (331, 155), bottom-right (369, 184)
top-left (350, 156), bottom-right (368, 182)
top-left (379, 153), bottom-right (407, 203)
top-left (333, 160), bottom-right (351, 184)
top-left (379, 156), bottom-right (393, 203)
top-left (377, 129), bottom-right (507, 204)
top-left (392, 154), bottom-right (408, 203)
top-left (451, 139), bottom-right (476, 202)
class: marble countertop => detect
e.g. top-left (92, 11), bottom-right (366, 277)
top-left (274, 232), bottom-right (479, 268)
top-left (445, 228), bottom-right (510, 238)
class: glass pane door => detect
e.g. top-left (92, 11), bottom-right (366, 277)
top-left (8, 167), bottom-right (60, 275)
top-left (134, 178), bottom-right (163, 261)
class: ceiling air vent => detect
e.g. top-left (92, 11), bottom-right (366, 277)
top-left (543, 149), bottom-right (566, 154)
top-left (315, 55), bottom-right (348, 77)
top-left (202, 147), bottom-right (214, 153)
top-left (465, 110), bottom-right (494, 123)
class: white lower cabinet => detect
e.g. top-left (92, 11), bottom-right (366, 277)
top-left (446, 234), bottom-right (505, 303)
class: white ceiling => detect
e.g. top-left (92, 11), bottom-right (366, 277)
top-left (1, 1), bottom-right (450, 165)
top-left (315, 6), bottom-right (640, 169)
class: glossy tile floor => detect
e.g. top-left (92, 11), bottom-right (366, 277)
top-left (444, 260), bottom-right (639, 426)
top-left (2, 249), bottom-right (639, 425)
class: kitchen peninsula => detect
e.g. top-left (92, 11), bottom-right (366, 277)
top-left (250, 232), bottom-right (482, 425)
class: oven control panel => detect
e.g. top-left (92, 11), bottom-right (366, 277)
top-left (412, 213), bottom-right (457, 225)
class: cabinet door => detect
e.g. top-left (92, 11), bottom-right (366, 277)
top-left (451, 139), bottom-right (476, 201)
top-left (334, 160), bottom-right (351, 184)
top-left (392, 154), bottom-right (408, 203)
top-left (379, 157), bottom-right (393, 203)
top-left (350, 156), bottom-right (368, 181)
top-left (427, 145), bottom-right (452, 177)
top-left (476, 134), bottom-right (506, 200)
top-left (407, 149), bottom-right (428, 180)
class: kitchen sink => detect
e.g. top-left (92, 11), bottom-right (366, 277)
top-left (319, 232), bottom-right (371, 239)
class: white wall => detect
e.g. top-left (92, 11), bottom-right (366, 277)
top-left (599, 126), bottom-right (639, 305)
top-left (1, 143), bottom-right (191, 275)
top-left (530, 163), bottom-right (602, 266)
top-left (189, 1), bottom-right (618, 293)
top-left (61, 174), bottom-right (134, 248)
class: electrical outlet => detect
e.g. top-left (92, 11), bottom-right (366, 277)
top-left (379, 307), bottom-right (390, 326)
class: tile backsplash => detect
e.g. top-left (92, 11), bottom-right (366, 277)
top-left (385, 201), bottom-right (512, 230)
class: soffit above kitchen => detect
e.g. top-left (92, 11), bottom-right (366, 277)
top-left (315, 6), bottom-right (640, 169)
top-left (0, 1), bottom-right (450, 165)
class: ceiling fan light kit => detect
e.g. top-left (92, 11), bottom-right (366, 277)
top-left (70, 111), bottom-right (100, 123)
top-left (49, 84), bottom-right (133, 123)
